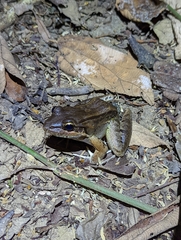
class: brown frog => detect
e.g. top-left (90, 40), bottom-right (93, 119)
top-left (44, 97), bottom-right (132, 163)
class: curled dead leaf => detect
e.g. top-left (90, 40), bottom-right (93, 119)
top-left (57, 35), bottom-right (154, 105)
top-left (5, 72), bottom-right (26, 102)
top-left (115, 0), bottom-right (165, 22)
top-left (0, 35), bottom-right (26, 101)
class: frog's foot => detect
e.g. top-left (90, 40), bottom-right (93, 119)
top-left (89, 136), bottom-right (108, 163)
top-left (71, 150), bottom-right (102, 165)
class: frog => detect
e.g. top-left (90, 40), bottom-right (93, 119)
top-left (43, 97), bottom-right (132, 163)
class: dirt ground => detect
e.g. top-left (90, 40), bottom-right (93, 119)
top-left (0, 0), bottom-right (180, 239)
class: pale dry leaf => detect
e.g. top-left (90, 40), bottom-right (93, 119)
top-left (0, 35), bottom-right (24, 78)
top-left (58, 0), bottom-right (80, 26)
top-left (0, 210), bottom-right (14, 238)
top-left (153, 18), bottom-right (174, 45)
top-left (7, 216), bottom-right (31, 239)
top-left (130, 121), bottom-right (170, 149)
top-left (35, 14), bottom-right (51, 43)
top-left (164, 0), bottom-right (181, 59)
top-left (0, 35), bottom-right (26, 101)
top-left (0, 165), bottom-right (11, 181)
top-left (13, 3), bottom-right (34, 16)
top-left (175, 134), bottom-right (181, 161)
top-left (115, 0), bottom-right (165, 22)
top-left (0, 47), bottom-right (6, 93)
top-left (170, 17), bottom-right (181, 60)
top-left (76, 211), bottom-right (107, 240)
top-left (49, 225), bottom-right (75, 239)
top-left (25, 121), bottom-right (45, 148)
top-left (57, 35), bottom-right (154, 105)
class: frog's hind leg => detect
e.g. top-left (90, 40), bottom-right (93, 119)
top-left (106, 109), bottom-right (132, 157)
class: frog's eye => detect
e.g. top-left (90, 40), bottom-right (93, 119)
top-left (63, 122), bottom-right (75, 131)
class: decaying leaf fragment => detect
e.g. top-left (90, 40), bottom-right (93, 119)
top-left (0, 35), bottom-right (26, 101)
top-left (115, 0), bottom-right (165, 22)
top-left (57, 0), bottom-right (80, 26)
top-left (164, 0), bottom-right (181, 60)
top-left (130, 121), bottom-right (170, 149)
top-left (151, 61), bottom-right (181, 93)
top-left (57, 35), bottom-right (154, 105)
top-left (153, 18), bottom-right (174, 45)
top-left (119, 199), bottom-right (179, 240)
top-left (35, 14), bottom-right (51, 43)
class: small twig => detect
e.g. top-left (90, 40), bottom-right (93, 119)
top-left (55, 55), bottom-right (61, 86)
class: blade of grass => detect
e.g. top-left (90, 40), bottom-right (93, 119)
top-left (166, 3), bottom-right (181, 21)
top-left (0, 129), bottom-right (158, 214)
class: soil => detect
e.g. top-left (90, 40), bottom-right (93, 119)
top-left (0, 0), bottom-right (180, 239)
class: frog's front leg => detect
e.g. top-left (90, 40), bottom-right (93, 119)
top-left (106, 109), bottom-right (132, 157)
top-left (89, 135), bottom-right (108, 163)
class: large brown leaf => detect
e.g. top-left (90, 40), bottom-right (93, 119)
top-left (115, 0), bottom-right (165, 22)
top-left (57, 35), bottom-right (154, 105)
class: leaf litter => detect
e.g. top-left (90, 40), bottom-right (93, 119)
top-left (57, 35), bottom-right (154, 105)
top-left (0, 0), bottom-right (180, 239)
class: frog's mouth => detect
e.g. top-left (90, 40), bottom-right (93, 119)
top-left (44, 127), bottom-right (89, 140)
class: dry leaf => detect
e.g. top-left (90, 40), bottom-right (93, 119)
top-left (175, 134), bottom-right (181, 161)
top-left (25, 121), bottom-right (45, 148)
top-left (0, 49), bottom-right (6, 93)
top-left (57, 35), bottom-right (154, 105)
top-left (5, 72), bottom-right (26, 102)
top-left (153, 19), bottom-right (174, 45)
top-left (164, 0), bottom-right (181, 59)
top-left (118, 199), bottom-right (179, 240)
top-left (76, 211), bottom-right (107, 240)
top-left (13, 3), bottom-right (34, 16)
top-left (151, 61), bottom-right (181, 93)
top-left (58, 0), bottom-right (80, 26)
top-left (130, 121), bottom-right (170, 149)
top-left (35, 14), bottom-right (51, 43)
top-left (115, 0), bottom-right (165, 22)
top-left (0, 35), bottom-right (26, 101)
top-left (97, 158), bottom-right (136, 176)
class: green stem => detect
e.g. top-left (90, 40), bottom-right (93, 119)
top-left (166, 3), bottom-right (181, 21)
top-left (0, 129), bottom-right (157, 214)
